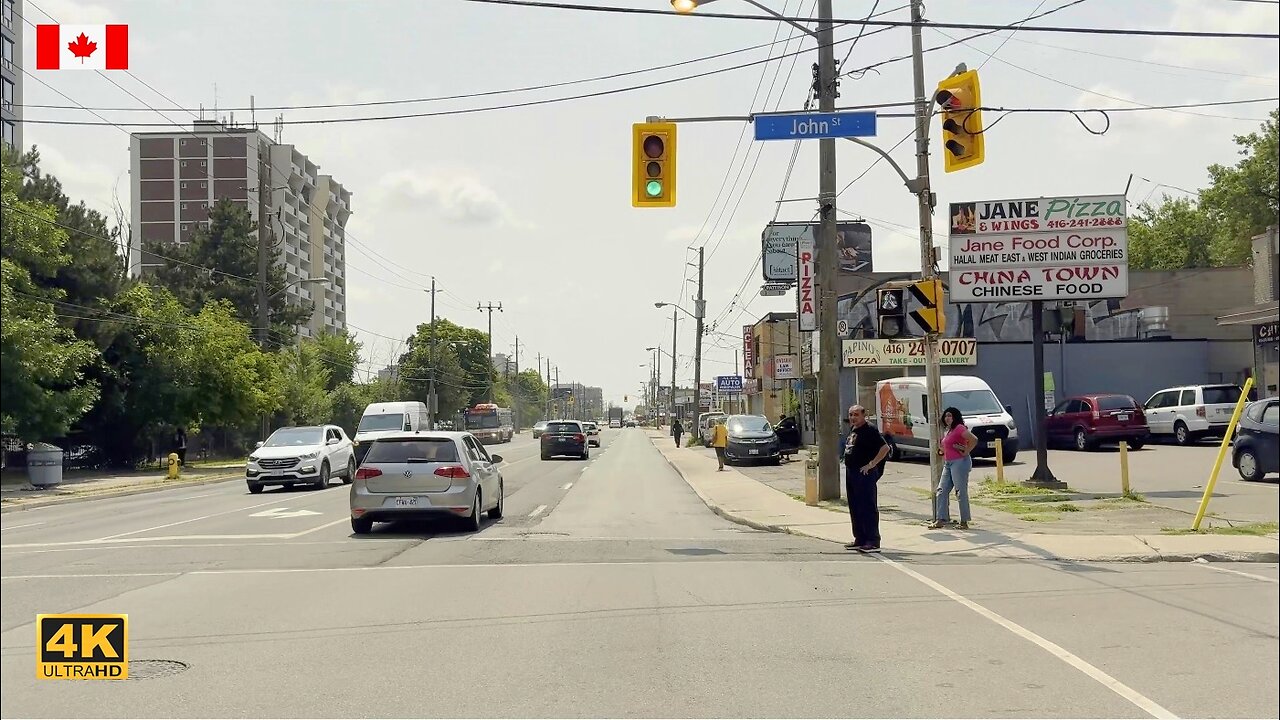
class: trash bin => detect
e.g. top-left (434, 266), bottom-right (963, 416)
top-left (26, 442), bottom-right (64, 488)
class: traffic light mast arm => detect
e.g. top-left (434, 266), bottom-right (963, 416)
top-left (842, 136), bottom-right (926, 193)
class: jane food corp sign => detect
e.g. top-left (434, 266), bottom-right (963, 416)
top-left (948, 194), bottom-right (1128, 303)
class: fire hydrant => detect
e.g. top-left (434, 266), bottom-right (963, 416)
top-left (166, 452), bottom-right (181, 480)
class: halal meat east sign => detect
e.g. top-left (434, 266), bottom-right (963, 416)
top-left (948, 194), bottom-right (1129, 303)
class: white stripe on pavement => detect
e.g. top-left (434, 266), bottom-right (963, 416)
top-left (1195, 562), bottom-right (1279, 584)
top-left (91, 495), bottom-right (297, 542)
top-left (562, 482), bottom-right (573, 490)
top-left (528, 505), bottom-right (547, 518)
top-left (874, 555), bottom-right (1178, 719)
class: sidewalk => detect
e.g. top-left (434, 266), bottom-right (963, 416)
top-left (1, 462), bottom-right (245, 512)
top-left (647, 431), bottom-right (1279, 563)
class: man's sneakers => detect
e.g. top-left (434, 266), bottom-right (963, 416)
top-left (844, 542), bottom-right (882, 553)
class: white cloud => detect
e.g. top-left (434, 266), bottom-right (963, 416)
top-left (372, 170), bottom-right (531, 229)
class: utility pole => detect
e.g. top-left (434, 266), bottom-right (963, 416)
top-left (553, 366), bottom-right (560, 418)
top-left (693, 246), bottom-right (706, 430)
top-left (814, 0), bottom-right (842, 501)
top-left (255, 144), bottom-right (271, 348)
top-left (670, 308), bottom-right (678, 428)
top-left (655, 346), bottom-right (662, 421)
top-left (513, 335), bottom-right (521, 430)
top-left (477, 301), bottom-right (503, 404)
top-left (427, 277), bottom-right (438, 430)
top-left (909, 0), bottom-right (945, 508)
top-left (544, 358), bottom-right (552, 418)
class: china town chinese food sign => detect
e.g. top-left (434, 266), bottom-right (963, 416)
top-left (948, 194), bottom-right (1129, 303)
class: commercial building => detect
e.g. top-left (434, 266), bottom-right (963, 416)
top-left (129, 120), bottom-right (352, 338)
top-left (742, 312), bottom-right (802, 422)
top-left (1217, 226), bottom-right (1280, 396)
top-left (1, 0), bottom-right (21, 151)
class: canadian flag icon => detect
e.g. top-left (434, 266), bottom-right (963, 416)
top-left (36, 24), bottom-right (129, 70)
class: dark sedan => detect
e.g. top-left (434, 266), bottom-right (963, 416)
top-left (1233, 396), bottom-right (1278, 481)
top-left (540, 420), bottom-right (589, 460)
top-left (722, 414), bottom-right (782, 466)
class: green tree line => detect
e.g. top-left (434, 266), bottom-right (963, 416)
top-left (1, 146), bottom-right (549, 467)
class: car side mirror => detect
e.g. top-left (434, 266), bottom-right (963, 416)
top-left (490, 455), bottom-right (503, 464)
top-left (327, 437), bottom-right (341, 445)
top-left (254, 441), bottom-right (264, 449)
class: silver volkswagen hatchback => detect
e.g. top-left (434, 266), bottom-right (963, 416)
top-left (349, 431), bottom-right (504, 535)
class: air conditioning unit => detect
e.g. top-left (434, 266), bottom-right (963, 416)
top-left (1140, 306), bottom-right (1172, 339)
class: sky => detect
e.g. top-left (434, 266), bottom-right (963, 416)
top-left (14, 0), bottom-right (1280, 408)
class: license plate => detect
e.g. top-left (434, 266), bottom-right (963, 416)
top-left (1117, 414), bottom-right (1129, 422)
top-left (984, 441), bottom-right (993, 449)
top-left (393, 497), bottom-right (418, 507)
top-left (749, 448), bottom-right (759, 455)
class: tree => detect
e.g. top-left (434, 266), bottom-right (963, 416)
top-left (506, 369), bottom-right (548, 426)
top-left (328, 377), bottom-right (399, 437)
top-left (276, 340), bottom-right (333, 427)
top-left (0, 149), bottom-right (100, 439)
top-left (396, 318), bottom-right (494, 413)
top-left (1127, 196), bottom-right (1218, 270)
top-left (312, 330), bottom-right (361, 392)
top-left (81, 284), bottom-right (280, 465)
top-left (146, 199), bottom-right (311, 345)
top-left (1201, 109), bottom-right (1279, 265)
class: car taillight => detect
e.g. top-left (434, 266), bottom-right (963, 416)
top-left (1196, 406), bottom-right (1206, 417)
top-left (575, 433), bottom-right (585, 442)
top-left (355, 467), bottom-right (382, 480)
top-left (434, 465), bottom-right (470, 479)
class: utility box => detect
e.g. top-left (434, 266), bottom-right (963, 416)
top-left (26, 442), bottom-right (64, 489)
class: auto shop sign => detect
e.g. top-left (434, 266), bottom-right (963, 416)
top-left (948, 194), bottom-right (1128, 303)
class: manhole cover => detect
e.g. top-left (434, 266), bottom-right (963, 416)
top-left (667, 548), bottom-right (726, 556)
top-left (128, 660), bottom-right (189, 680)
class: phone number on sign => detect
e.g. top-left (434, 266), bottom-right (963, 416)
top-left (1044, 217), bottom-right (1125, 229)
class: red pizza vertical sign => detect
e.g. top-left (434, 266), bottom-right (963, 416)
top-left (742, 325), bottom-right (755, 379)
top-left (796, 234), bottom-right (817, 331)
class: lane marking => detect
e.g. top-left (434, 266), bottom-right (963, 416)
top-left (1195, 562), bottom-right (1279, 584)
top-left (1, 538), bottom-right (412, 554)
top-left (562, 483), bottom-right (573, 490)
top-left (0, 557), bottom-right (868, 579)
top-left (1, 522), bottom-right (45, 531)
top-left (873, 555), bottom-right (1177, 719)
top-left (91, 495), bottom-right (299, 542)
top-left (289, 517), bottom-right (354, 538)
top-left (528, 505), bottom-right (547, 518)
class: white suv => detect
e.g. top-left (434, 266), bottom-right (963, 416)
top-left (247, 425), bottom-right (356, 493)
top-left (1143, 384), bottom-right (1244, 445)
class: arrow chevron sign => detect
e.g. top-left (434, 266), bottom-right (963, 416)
top-left (249, 508), bottom-right (322, 519)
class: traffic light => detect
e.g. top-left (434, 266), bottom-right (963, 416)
top-left (877, 286), bottom-right (908, 338)
top-left (624, 395), bottom-right (628, 403)
top-left (934, 69), bottom-right (984, 173)
top-left (632, 122), bottom-right (677, 208)
top-left (909, 278), bottom-right (946, 335)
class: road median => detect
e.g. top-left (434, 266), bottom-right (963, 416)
top-left (649, 435), bottom-right (1279, 563)
top-left (1, 467), bottom-right (245, 512)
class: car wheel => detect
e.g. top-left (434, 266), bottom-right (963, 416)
top-left (465, 490), bottom-right (483, 532)
top-left (343, 457), bottom-right (355, 484)
top-left (351, 517), bottom-right (373, 535)
top-left (581, 450), bottom-right (589, 460)
top-left (247, 482), bottom-right (263, 494)
top-left (1074, 428), bottom-right (1092, 451)
top-left (1001, 447), bottom-right (1018, 465)
top-left (541, 452), bottom-right (550, 461)
top-left (1237, 449), bottom-right (1262, 481)
top-left (1174, 421), bottom-right (1191, 446)
top-left (313, 461), bottom-right (330, 489)
top-left (488, 481), bottom-right (504, 519)
top-left (1127, 438), bottom-right (1145, 451)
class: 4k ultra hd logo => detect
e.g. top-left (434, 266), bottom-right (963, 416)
top-left (36, 614), bottom-right (129, 680)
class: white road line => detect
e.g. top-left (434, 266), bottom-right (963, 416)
top-left (91, 495), bottom-right (304, 542)
top-left (2, 538), bottom-right (412, 555)
top-left (528, 505), bottom-right (548, 518)
top-left (562, 482), bottom-right (573, 490)
top-left (289, 517), bottom-right (354, 538)
top-left (1195, 562), bottom-right (1279, 584)
top-left (873, 555), bottom-right (1177, 719)
top-left (1, 522), bottom-right (45, 530)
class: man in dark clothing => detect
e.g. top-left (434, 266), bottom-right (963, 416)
top-left (672, 419), bottom-right (684, 448)
top-left (173, 427), bottom-right (187, 466)
top-left (843, 405), bottom-right (890, 553)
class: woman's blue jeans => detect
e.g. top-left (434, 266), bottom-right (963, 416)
top-left (936, 456), bottom-right (973, 523)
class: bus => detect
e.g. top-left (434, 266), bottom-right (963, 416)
top-left (464, 403), bottom-right (514, 444)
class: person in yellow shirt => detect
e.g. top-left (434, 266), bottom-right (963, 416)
top-left (709, 418), bottom-right (729, 471)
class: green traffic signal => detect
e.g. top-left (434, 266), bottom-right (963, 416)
top-left (645, 180), bottom-right (663, 197)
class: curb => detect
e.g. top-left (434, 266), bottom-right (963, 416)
top-left (0, 473), bottom-right (244, 513)
top-left (651, 438), bottom-right (1280, 564)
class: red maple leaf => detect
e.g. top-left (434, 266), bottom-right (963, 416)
top-left (67, 33), bottom-right (97, 62)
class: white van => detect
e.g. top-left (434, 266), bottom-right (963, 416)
top-left (875, 375), bottom-right (1019, 464)
top-left (354, 402), bottom-right (429, 458)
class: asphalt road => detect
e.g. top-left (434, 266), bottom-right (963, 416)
top-left (2, 428), bottom-right (1277, 719)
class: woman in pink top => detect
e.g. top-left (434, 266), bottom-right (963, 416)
top-left (929, 406), bottom-right (978, 530)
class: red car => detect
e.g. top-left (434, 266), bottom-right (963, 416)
top-left (1046, 394), bottom-right (1149, 451)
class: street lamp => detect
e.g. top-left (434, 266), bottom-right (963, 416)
top-left (268, 276), bottom-right (327, 301)
top-left (669, 0), bottom-right (817, 37)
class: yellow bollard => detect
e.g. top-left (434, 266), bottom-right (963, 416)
top-left (1119, 441), bottom-right (1130, 496)
top-left (166, 452), bottom-right (180, 480)
top-left (994, 438), bottom-right (1005, 484)
top-left (804, 452), bottom-right (819, 506)
top-left (1192, 376), bottom-right (1254, 530)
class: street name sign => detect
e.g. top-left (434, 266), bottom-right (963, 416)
top-left (760, 283), bottom-right (790, 297)
top-left (948, 194), bottom-right (1128, 303)
top-left (754, 111), bottom-right (878, 141)
top-left (842, 338), bottom-right (978, 368)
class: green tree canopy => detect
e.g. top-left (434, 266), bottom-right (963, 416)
top-left (276, 340), bottom-right (334, 427)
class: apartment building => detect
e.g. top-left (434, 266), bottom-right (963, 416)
top-left (1, 0), bottom-right (21, 151)
top-left (129, 120), bottom-right (352, 338)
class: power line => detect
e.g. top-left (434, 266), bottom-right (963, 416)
top-left (461, 0), bottom-right (1280, 38)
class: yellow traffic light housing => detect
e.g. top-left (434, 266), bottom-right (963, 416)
top-left (935, 69), bottom-right (984, 173)
top-left (632, 122), bottom-right (677, 208)
top-left (909, 278), bottom-right (946, 335)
